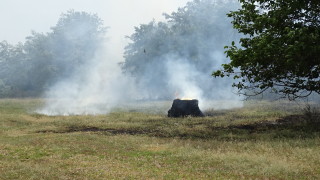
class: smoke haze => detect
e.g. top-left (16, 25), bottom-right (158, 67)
top-left (0, 0), bottom-right (189, 47)
top-left (37, 42), bottom-right (135, 115)
top-left (1, 0), bottom-right (243, 115)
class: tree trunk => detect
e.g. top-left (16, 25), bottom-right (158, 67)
top-left (168, 99), bottom-right (204, 117)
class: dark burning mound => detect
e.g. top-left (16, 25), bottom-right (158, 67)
top-left (168, 99), bottom-right (204, 117)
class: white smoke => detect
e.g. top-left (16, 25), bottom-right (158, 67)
top-left (38, 48), bottom-right (242, 115)
top-left (37, 0), bottom-right (243, 115)
top-left (165, 54), bottom-right (243, 110)
top-left (166, 57), bottom-right (203, 99)
top-left (37, 42), bottom-right (136, 115)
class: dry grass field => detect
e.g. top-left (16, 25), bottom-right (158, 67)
top-left (0, 99), bottom-right (319, 179)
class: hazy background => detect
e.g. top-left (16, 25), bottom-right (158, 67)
top-left (0, 0), bottom-right (190, 50)
top-left (1, 0), bottom-right (244, 115)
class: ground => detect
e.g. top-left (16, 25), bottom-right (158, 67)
top-left (0, 99), bottom-right (319, 179)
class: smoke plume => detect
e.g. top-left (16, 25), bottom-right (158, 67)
top-left (37, 0), bottom-right (243, 115)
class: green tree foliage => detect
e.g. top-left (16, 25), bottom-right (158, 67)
top-left (0, 10), bottom-right (106, 97)
top-left (213, 0), bottom-right (320, 99)
top-left (122, 0), bottom-right (240, 99)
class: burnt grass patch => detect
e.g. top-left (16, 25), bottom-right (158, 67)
top-left (37, 115), bottom-right (320, 140)
top-left (222, 115), bottom-right (320, 138)
top-left (36, 126), bottom-right (158, 136)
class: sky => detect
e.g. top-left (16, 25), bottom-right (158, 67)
top-left (0, 0), bottom-right (190, 50)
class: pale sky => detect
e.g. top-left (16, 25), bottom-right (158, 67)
top-left (0, 0), bottom-right (190, 44)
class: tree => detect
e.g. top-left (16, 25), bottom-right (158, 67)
top-left (0, 41), bottom-right (29, 97)
top-left (213, 0), bottom-right (320, 99)
top-left (122, 21), bottom-right (173, 97)
top-left (49, 10), bottom-right (106, 73)
top-left (0, 41), bottom-right (15, 97)
top-left (0, 10), bottom-right (107, 97)
top-left (122, 0), bottom-right (240, 99)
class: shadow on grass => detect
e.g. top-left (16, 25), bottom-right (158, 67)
top-left (37, 115), bottom-right (320, 140)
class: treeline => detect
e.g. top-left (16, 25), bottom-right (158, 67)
top-left (0, 0), bottom-right (240, 99)
top-left (0, 10), bottom-right (106, 97)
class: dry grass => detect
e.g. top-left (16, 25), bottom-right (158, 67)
top-left (0, 98), bottom-right (319, 179)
